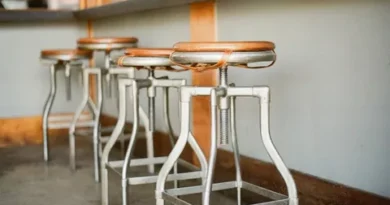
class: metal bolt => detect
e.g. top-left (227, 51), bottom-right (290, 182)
top-left (65, 63), bottom-right (72, 101)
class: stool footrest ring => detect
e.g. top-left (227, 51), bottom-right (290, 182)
top-left (105, 160), bottom-right (203, 185)
top-left (48, 121), bottom-right (94, 129)
top-left (162, 181), bottom-right (290, 205)
top-left (106, 158), bottom-right (194, 169)
top-left (107, 156), bottom-right (169, 168)
top-left (128, 171), bottom-right (203, 185)
top-left (162, 192), bottom-right (191, 205)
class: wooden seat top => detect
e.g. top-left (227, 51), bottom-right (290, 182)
top-left (118, 48), bottom-right (176, 69)
top-left (124, 48), bottom-right (173, 57)
top-left (173, 41), bottom-right (275, 52)
top-left (170, 41), bottom-right (276, 72)
top-left (41, 49), bottom-right (92, 61)
top-left (77, 37), bottom-right (138, 44)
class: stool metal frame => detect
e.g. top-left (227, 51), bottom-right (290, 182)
top-left (69, 66), bottom-right (103, 181)
top-left (42, 56), bottom-right (93, 162)
top-left (101, 55), bottom-right (208, 205)
top-left (156, 51), bottom-right (298, 205)
top-left (69, 41), bottom-right (137, 182)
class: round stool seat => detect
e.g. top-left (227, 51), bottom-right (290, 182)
top-left (171, 41), bottom-right (276, 71)
top-left (118, 48), bottom-right (173, 68)
top-left (174, 41), bottom-right (275, 52)
top-left (41, 49), bottom-right (92, 61)
top-left (77, 37), bottom-right (138, 51)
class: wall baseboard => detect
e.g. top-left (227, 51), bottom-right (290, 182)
top-left (0, 115), bottom-right (68, 147)
top-left (100, 113), bottom-right (390, 205)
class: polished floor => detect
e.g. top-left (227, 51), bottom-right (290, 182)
top-left (0, 137), bottom-right (236, 205)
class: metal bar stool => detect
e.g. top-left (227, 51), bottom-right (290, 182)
top-left (156, 42), bottom-right (298, 205)
top-left (69, 37), bottom-right (138, 182)
top-left (42, 49), bottom-right (92, 162)
top-left (101, 48), bottom-right (208, 205)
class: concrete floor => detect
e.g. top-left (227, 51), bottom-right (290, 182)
top-left (0, 138), bottom-right (236, 205)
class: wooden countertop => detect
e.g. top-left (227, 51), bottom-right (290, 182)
top-left (0, 0), bottom-right (207, 22)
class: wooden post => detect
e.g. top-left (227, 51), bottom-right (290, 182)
top-left (79, 0), bottom-right (86, 9)
top-left (189, 1), bottom-right (216, 163)
top-left (86, 21), bottom-right (96, 101)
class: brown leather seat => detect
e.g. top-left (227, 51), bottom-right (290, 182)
top-left (77, 37), bottom-right (138, 45)
top-left (170, 41), bottom-right (276, 72)
top-left (173, 41), bottom-right (275, 52)
top-left (124, 48), bottom-right (173, 57)
top-left (77, 37), bottom-right (138, 51)
top-left (41, 49), bottom-right (92, 61)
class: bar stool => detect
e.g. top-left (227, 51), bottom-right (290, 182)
top-left (156, 42), bottom-right (298, 205)
top-left (101, 48), bottom-right (208, 205)
top-left (42, 49), bottom-right (92, 162)
top-left (69, 37), bottom-right (138, 182)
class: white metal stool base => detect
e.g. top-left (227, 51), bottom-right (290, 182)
top-left (156, 85), bottom-right (298, 205)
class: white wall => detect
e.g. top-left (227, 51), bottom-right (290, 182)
top-left (217, 0), bottom-right (390, 197)
top-left (93, 6), bottom-right (191, 135)
top-left (0, 22), bottom-right (86, 117)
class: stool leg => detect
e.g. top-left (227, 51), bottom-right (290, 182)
top-left (79, 69), bottom-right (97, 121)
top-left (119, 103), bottom-right (126, 159)
top-left (111, 77), bottom-right (126, 157)
top-left (156, 93), bottom-right (191, 205)
top-left (117, 82), bottom-right (125, 158)
top-left (120, 136), bottom-right (126, 157)
top-left (203, 89), bottom-right (219, 205)
top-left (257, 88), bottom-right (298, 205)
top-left (87, 79), bottom-right (100, 159)
top-left (87, 97), bottom-right (98, 116)
top-left (146, 71), bottom-right (156, 174)
top-left (93, 71), bottom-right (103, 182)
top-left (188, 131), bottom-right (208, 198)
top-left (140, 102), bottom-right (154, 174)
top-left (101, 80), bottom-right (128, 205)
top-left (230, 96), bottom-right (242, 205)
top-left (42, 64), bottom-right (57, 162)
top-left (163, 87), bottom-right (179, 189)
top-left (121, 81), bottom-right (140, 205)
top-left (69, 69), bottom-right (91, 171)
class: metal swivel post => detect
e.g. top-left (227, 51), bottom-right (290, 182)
top-left (148, 70), bottom-right (156, 132)
top-left (218, 67), bottom-right (229, 145)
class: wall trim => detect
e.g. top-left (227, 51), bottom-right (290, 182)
top-left (0, 113), bottom-right (76, 147)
